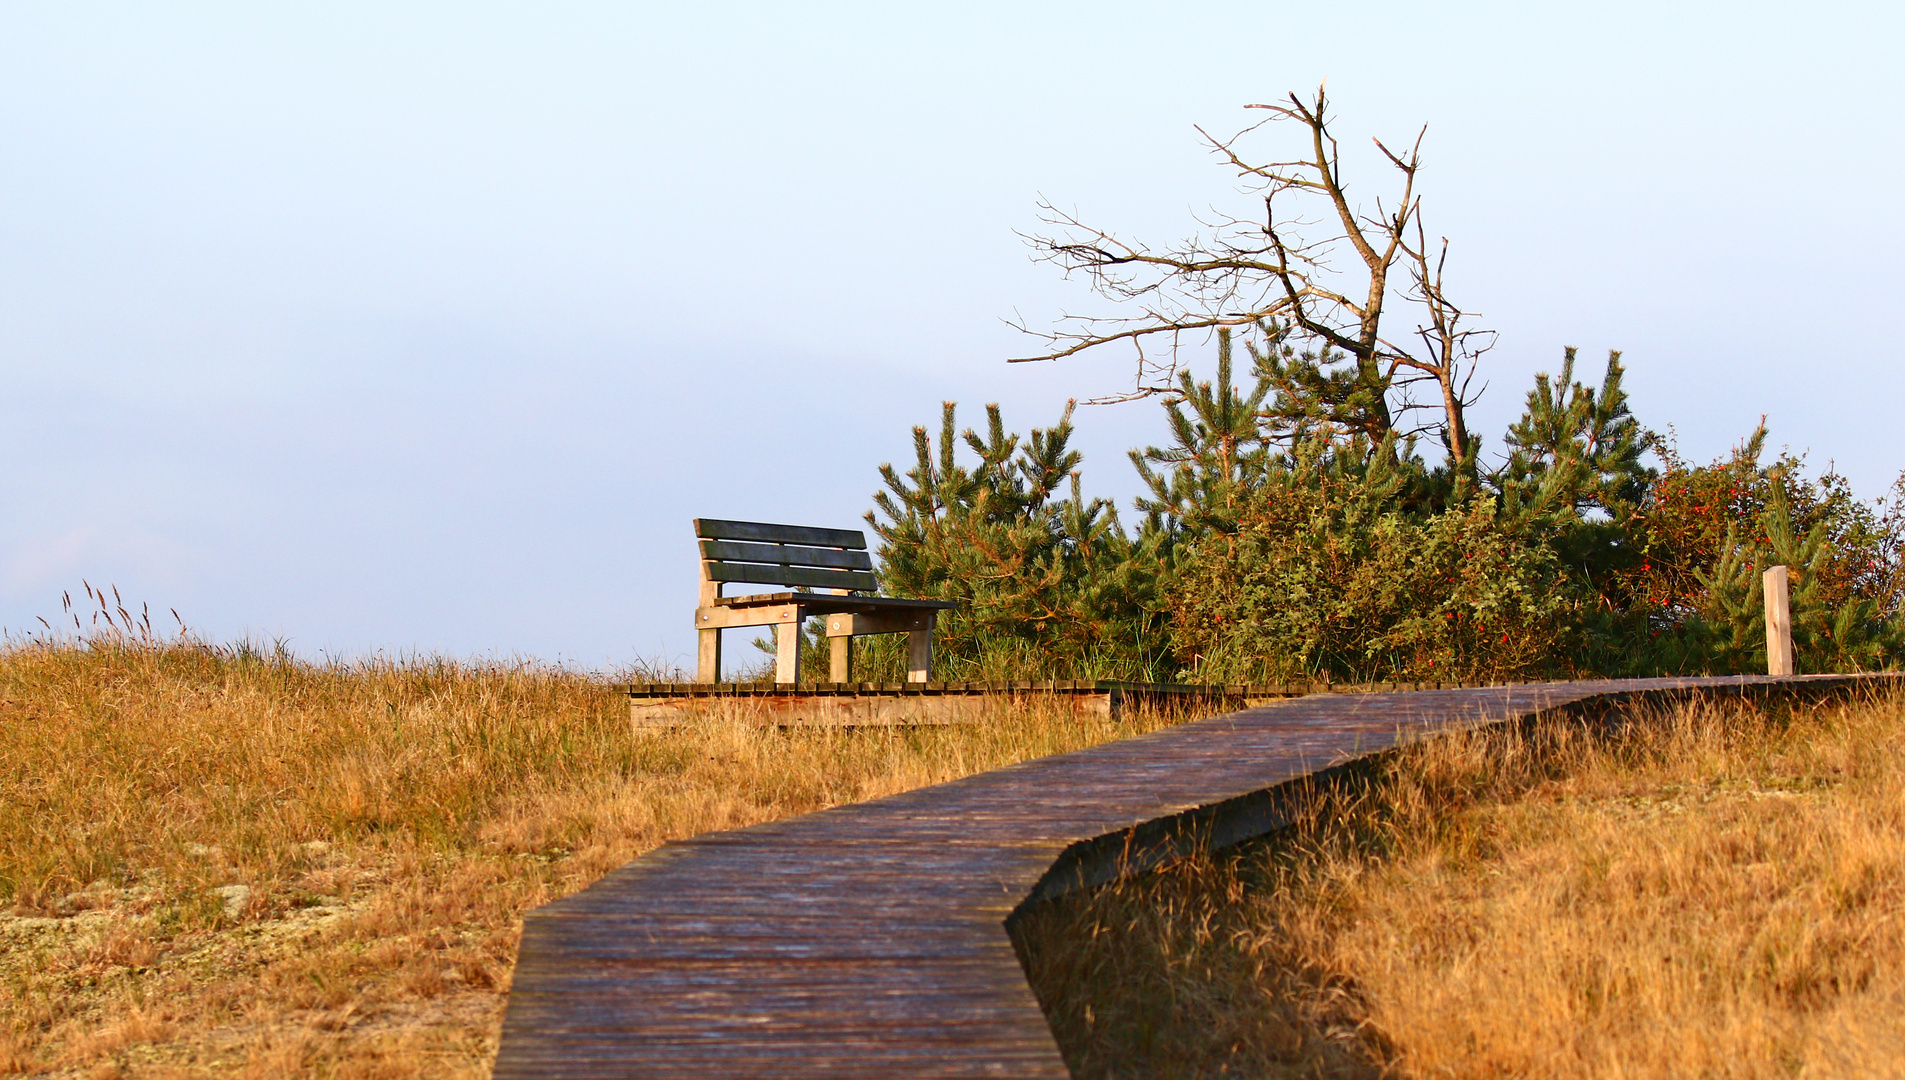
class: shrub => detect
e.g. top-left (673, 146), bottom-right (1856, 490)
top-left (1168, 439), bottom-right (1578, 682)
top-left (864, 342), bottom-right (1905, 680)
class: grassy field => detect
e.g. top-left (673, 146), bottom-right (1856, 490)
top-left (9, 636), bottom-right (1902, 1079)
top-left (0, 638), bottom-right (1179, 1078)
top-left (1014, 690), bottom-right (1905, 1078)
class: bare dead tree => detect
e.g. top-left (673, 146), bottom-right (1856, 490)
top-left (1010, 87), bottom-right (1491, 470)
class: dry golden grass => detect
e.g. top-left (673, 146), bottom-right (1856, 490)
top-left (0, 638), bottom-right (1179, 1078)
top-left (17, 632), bottom-right (1900, 1079)
top-left (1015, 690), bottom-right (1905, 1078)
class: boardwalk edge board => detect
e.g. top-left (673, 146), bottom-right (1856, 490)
top-left (623, 678), bottom-right (1502, 727)
top-left (496, 673), bottom-right (1899, 1078)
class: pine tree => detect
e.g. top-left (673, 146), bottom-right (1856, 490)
top-left (1129, 328), bottom-right (1271, 538)
top-left (1494, 348), bottom-right (1652, 527)
top-left (867, 402), bottom-right (1170, 679)
top-left (1694, 476), bottom-right (1905, 673)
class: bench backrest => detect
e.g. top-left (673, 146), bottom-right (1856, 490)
top-left (694, 519), bottom-right (877, 595)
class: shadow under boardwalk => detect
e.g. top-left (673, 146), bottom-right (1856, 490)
top-left (493, 674), bottom-right (1889, 1078)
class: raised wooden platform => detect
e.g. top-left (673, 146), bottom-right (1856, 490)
top-left (499, 674), bottom-right (1895, 1077)
top-left (624, 678), bottom-right (1459, 726)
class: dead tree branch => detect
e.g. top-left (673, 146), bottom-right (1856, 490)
top-left (1011, 86), bottom-right (1491, 468)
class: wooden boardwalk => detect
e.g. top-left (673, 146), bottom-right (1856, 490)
top-left (493, 674), bottom-right (1890, 1078)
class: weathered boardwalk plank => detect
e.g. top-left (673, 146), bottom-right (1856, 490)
top-left (494, 674), bottom-right (1892, 1078)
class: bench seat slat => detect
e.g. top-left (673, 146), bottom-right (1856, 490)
top-left (714, 591), bottom-right (956, 611)
top-left (707, 563), bottom-right (878, 592)
top-left (699, 539), bottom-right (874, 571)
top-left (694, 519), bottom-right (867, 549)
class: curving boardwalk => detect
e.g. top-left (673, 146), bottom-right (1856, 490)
top-left (493, 674), bottom-right (1890, 1078)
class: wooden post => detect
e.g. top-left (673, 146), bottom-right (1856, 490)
top-left (906, 630), bottom-right (932, 684)
top-left (775, 621), bottom-right (801, 684)
top-left (1764, 564), bottom-right (1794, 676)
top-left (826, 586), bottom-right (851, 684)
top-left (696, 575), bottom-right (722, 683)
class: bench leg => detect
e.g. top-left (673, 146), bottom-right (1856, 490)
top-left (697, 627), bottom-right (721, 684)
top-left (830, 636), bottom-right (852, 683)
top-left (907, 629), bottom-right (932, 684)
top-left (775, 622), bottom-right (800, 684)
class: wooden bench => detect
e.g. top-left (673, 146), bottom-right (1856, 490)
top-left (693, 518), bottom-right (956, 684)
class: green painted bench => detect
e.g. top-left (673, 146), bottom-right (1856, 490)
top-left (692, 518), bottom-right (956, 684)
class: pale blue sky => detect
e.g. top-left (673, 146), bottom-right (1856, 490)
top-left (3, 2), bottom-right (1900, 666)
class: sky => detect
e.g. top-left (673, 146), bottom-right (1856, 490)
top-left (2, 2), bottom-right (1900, 668)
